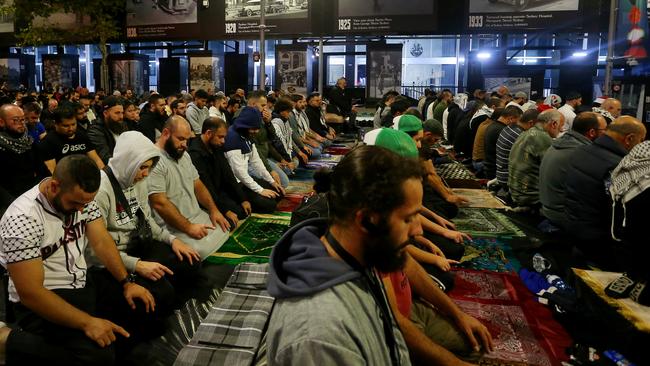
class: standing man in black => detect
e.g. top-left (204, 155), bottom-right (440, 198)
top-left (328, 77), bottom-right (357, 131)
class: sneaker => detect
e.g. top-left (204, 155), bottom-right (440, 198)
top-left (605, 274), bottom-right (636, 299)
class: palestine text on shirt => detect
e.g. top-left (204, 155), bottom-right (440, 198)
top-left (0, 182), bottom-right (102, 303)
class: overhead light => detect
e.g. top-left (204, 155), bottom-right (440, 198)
top-left (572, 51), bottom-right (588, 57)
top-left (477, 52), bottom-right (491, 60)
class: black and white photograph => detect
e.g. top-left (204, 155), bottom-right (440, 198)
top-left (338, 0), bottom-right (431, 17)
top-left (112, 59), bottom-right (147, 96)
top-left (0, 0), bottom-right (13, 33)
top-left (367, 47), bottom-right (402, 99)
top-left (225, 0), bottom-right (309, 21)
top-left (42, 56), bottom-right (79, 89)
top-left (0, 58), bottom-right (21, 90)
top-left (126, 0), bottom-right (198, 26)
top-left (469, 0), bottom-right (580, 13)
top-left (276, 50), bottom-right (307, 94)
top-left (485, 77), bottom-right (532, 96)
top-left (189, 56), bottom-right (220, 93)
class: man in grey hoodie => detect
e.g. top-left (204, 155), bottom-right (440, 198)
top-left (539, 112), bottom-right (607, 229)
top-left (185, 89), bottom-right (210, 136)
top-left (267, 146), bottom-right (420, 365)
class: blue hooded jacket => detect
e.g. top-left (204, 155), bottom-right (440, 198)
top-left (223, 106), bottom-right (262, 154)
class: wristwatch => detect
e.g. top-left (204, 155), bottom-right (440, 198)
top-left (119, 273), bottom-right (137, 286)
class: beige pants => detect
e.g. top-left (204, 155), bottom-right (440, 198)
top-left (410, 300), bottom-right (483, 363)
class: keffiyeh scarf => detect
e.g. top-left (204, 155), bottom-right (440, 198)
top-left (0, 131), bottom-right (33, 154)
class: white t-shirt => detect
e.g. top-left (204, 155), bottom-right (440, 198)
top-left (0, 183), bottom-right (102, 302)
top-left (558, 104), bottom-right (576, 135)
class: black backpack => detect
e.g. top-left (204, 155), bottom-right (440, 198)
top-left (290, 193), bottom-right (329, 227)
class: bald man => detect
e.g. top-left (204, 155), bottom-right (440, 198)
top-left (147, 116), bottom-right (230, 259)
top-left (601, 98), bottom-right (622, 119)
top-left (564, 116), bottom-right (647, 269)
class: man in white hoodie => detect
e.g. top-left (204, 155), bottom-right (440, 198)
top-left (148, 117), bottom-right (231, 259)
top-left (90, 131), bottom-right (202, 305)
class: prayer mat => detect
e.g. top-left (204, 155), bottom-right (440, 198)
top-left (449, 269), bottom-right (572, 366)
top-left (276, 193), bottom-right (306, 213)
top-left (459, 238), bottom-right (522, 273)
top-left (304, 154), bottom-right (343, 170)
top-left (206, 213), bottom-right (291, 265)
top-left (285, 181), bottom-right (314, 195)
top-left (573, 269), bottom-right (650, 333)
top-left (454, 208), bottom-right (526, 238)
top-left (289, 168), bottom-right (315, 181)
top-left (452, 188), bottom-right (508, 209)
top-left (175, 264), bottom-right (273, 366)
top-left (436, 161), bottom-right (477, 181)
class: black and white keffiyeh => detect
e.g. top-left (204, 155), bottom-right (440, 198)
top-left (0, 131), bottom-right (33, 154)
top-left (610, 141), bottom-right (650, 204)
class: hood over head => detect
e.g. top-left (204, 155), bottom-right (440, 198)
top-left (108, 131), bottom-right (160, 188)
top-left (232, 107), bottom-right (263, 130)
top-left (267, 218), bottom-right (361, 299)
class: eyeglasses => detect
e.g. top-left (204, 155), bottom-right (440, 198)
top-left (8, 117), bottom-right (25, 123)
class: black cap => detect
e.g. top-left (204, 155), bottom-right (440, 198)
top-left (565, 91), bottom-right (582, 101)
top-left (103, 95), bottom-right (122, 110)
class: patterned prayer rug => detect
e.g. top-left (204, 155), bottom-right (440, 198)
top-left (206, 213), bottom-right (291, 265)
top-left (454, 208), bottom-right (526, 238)
top-left (449, 269), bottom-right (572, 366)
top-left (459, 238), bottom-right (521, 273)
top-left (276, 193), bottom-right (306, 213)
top-left (436, 161), bottom-right (477, 180)
top-left (452, 188), bottom-right (508, 209)
top-left (285, 181), bottom-right (314, 195)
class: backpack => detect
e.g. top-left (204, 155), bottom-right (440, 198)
top-left (290, 193), bottom-right (329, 227)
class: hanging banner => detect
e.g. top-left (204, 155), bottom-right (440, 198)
top-left (189, 53), bottom-right (223, 93)
top-left (616, 0), bottom-right (650, 64)
top-left (125, 0), bottom-right (222, 40)
top-left (466, 0), bottom-right (582, 32)
top-left (42, 55), bottom-right (80, 90)
top-left (275, 46), bottom-right (312, 94)
top-left (110, 55), bottom-right (150, 96)
top-left (224, 0), bottom-right (311, 37)
top-left (334, 0), bottom-right (436, 34)
top-left (366, 44), bottom-right (403, 100)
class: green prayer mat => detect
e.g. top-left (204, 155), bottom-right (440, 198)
top-left (459, 238), bottom-right (522, 273)
top-left (454, 208), bottom-right (525, 238)
top-left (206, 213), bottom-right (291, 265)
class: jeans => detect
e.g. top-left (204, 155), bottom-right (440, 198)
top-left (308, 146), bottom-right (322, 160)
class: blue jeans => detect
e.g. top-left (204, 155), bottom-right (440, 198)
top-left (267, 159), bottom-right (291, 188)
top-left (308, 146), bottom-right (322, 160)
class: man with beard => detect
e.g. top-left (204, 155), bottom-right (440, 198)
top-left (88, 96), bottom-right (128, 164)
top-left (185, 89), bottom-right (210, 136)
top-left (147, 116), bottom-right (230, 259)
top-left (171, 99), bottom-right (187, 119)
top-left (223, 107), bottom-right (284, 213)
top-left (0, 155), bottom-right (155, 364)
top-left (22, 101), bottom-right (46, 142)
top-left (80, 94), bottom-right (96, 124)
top-left (208, 94), bottom-right (227, 120)
top-left (0, 104), bottom-right (49, 214)
top-left (39, 105), bottom-right (105, 174)
top-left (73, 102), bottom-right (91, 131)
top-left (138, 94), bottom-right (168, 143)
top-left (267, 146), bottom-right (492, 365)
top-left (188, 117), bottom-right (252, 223)
top-left (223, 97), bottom-right (240, 126)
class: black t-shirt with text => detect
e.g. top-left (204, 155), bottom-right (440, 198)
top-left (39, 130), bottom-right (95, 162)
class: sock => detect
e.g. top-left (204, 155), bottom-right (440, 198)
top-left (605, 274), bottom-right (636, 299)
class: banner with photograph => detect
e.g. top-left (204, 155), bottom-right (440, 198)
top-left (334, 0), bottom-right (436, 35)
top-left (466, 0), bottom-right (582, 32)
top-left (275, 46), bottom-right (311, 95)
top-left (616, 0), bottom-right (650, 64)
top-left (110, 56), bottom-right (149, 96)
top-left (189, 54), bottom-right (223, 93)
top-left (42, 55), bottom-right (79, 90)
top-left (224, 0), bottom-right (311, 37)
top-left (126, 0), bottom-right (221, 40)
top-left (366, 44), bottom-right (403, 100)
top-left (0, 57), bottom-right (21, 91)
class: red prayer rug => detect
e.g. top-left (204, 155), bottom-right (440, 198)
top-left (276, 193), bottom-right (306, 213)
top-left (448, 269), bottom-right (572, 366)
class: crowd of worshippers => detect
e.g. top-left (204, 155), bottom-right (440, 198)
top-left (0, 84), bottom-right (370, 364)
top-left (0, 80), bottom-right (648, 365)
top-left (393, 86), bottom-right (647, 305)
